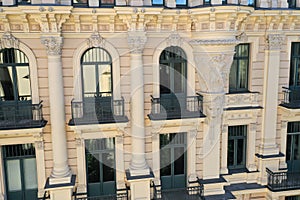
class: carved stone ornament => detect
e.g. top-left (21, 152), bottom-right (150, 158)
top-left (35, 141), bottom-right (44, 150)
top-left (189, 38), bottom-right (238, 46)
top-left (75, 137), bottom-right (83, 147)
top-left (1, 32), bottom-right (19, 49)
top-left (266, 34), bottom-right (284, 50)
top-left (236, 32), bottom-right (248, 43)
top-left (128, 35), bottom-right (147, 54)
top-left (41, 36), bottom-right (63, 56)
top-left (88, 32), bottom-right (105, 48)
top-left (166, 33), bottom-right (183, 47)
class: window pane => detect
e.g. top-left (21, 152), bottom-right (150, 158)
top-left (174, 147), bottom-right (185, 175)
top-left (160, 148), bottom-right (171, 176)
top-left (102, 152), bottom-right (115, 182)
top-left (152, 0), bottom-right (163, 4)
top-left (101, 0), bottom-right (114, 4)
top-left (236, 139), bottom-right (245, 166)
top-left (294, 134), bottom-right (300, 160)
top-left (0, 66), bottom-right (14, 100)
top-left (98, 65), bottom-right (112, 95)
top-left (6, 160), bottom-right (22, 191)
top-left (86, 154), bottom-right (100, 183)
top-left (160, 65), bottom-right (171, 94)
top-left (23, 158), bottom-right (38, 189)
top-left (238, 60), bottom-right (248, 89)
top-left (229, 60), bottom-right (237, 91)
top-left (286, 135), bottom-right (292, 161)
top-left (174, 63), bottom-right (185, 94)
top-left (227, 139), bottom-right (234, 166)
top-left (83, 65), bottom-right (96, 97)
top-left (16, 67), bottom-right (31, 100)
top-left (176, 0), bottom-right (186, 5)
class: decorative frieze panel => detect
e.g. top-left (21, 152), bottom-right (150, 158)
top-left (0, 32), bottom-right (19, 49)
top-left (224, 92), bottom-right (260, 109)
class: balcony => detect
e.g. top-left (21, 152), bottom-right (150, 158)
top-left (73, 187), bottom-right (129, 200)
top-left (266, 168), bottom-right (300, 191)
top-left (148, 94), bottom-right (205, 121)
top-left (280, 87), bottom-right (300, 109)
top-left (224, 92), bottom-right (261, 110)
top-left (69, 96), bottom-right (128, 126)
top-left (151, 179), bottom-right (204, 200)
top-left (0, 101), bottom-right (46, 130)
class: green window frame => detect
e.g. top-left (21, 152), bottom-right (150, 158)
top-left (227, 125), bottom-right (247, 170)
top-left (81, 47), bottom-right (112, 98)
top-left (2, 144), bottom-right (38, 200)
top-left (0, 48), bottom-right (31, 102)
top-left (289, 43), bottom-right (300, 88)
top-left (229, 44), bottom-right (250, 93)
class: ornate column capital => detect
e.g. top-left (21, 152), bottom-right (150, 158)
top-left (41, 36), bottom-right (63, 56)
top-left (88, 32), bottom-right (105, 48)
top-left (166, 33), bottom-right (183, 47)
top-left (128, 33), bottom-right (147, 54)
top-left (0, 32), bottom-right (19, 49)
top-left (265, 34), bottom-right (285, 51)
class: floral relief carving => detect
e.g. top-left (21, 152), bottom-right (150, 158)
top-left (166, 33), bottom-right (183, 47)
top-left (128, 34), bottom-right (147, 54)
top-left (0, 32), bottom-right (19, 49)
top-left (41, 36), bottom-right (63, 56)
top-left (88, 32), bottom-right (105, 48)
top-left (266, 34), bottom-right (285, 50)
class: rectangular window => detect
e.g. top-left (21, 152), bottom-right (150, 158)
top-left (152, 0), bottom-right (163, 5)
top-left (227, 125), bottom-right (247, 170)
top-left (290, 43), bottom-right (300, 88)
top-left (229, 44), bottom-right (250, 93)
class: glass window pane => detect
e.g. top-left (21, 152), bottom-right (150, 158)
top-left (227, 139), bottom-right (234, 166)
top-left (229, 60), bottom-right (237, 91)
top-left (101, 0), bottom-right (114, 4)
top-left (16, 67), bottom-right (31, 100)
top-left (160, 65), bottom-right (171, 94)
top-left (294, 134), bottom-right (300, 160)
top-left (102, 152), bottom-right (115, 182)
top-left (160, 148), bottom-right (171, 176)
top-left (174, 63), bottom-right (185, 94)
top-left (83, 65), bottom-right (96, 97)
top-left (176, 0), bottom-right (186, 5)
top-left (286, 135), bottom-right (292, 161)
top-left (6, 160), bottom-right (22, 191)
top-left (237, 139), bottom-right (245, 166)
top-left (0, 66), bottom-right (14, 100)
top-left (238, 60), bottom-right (248, 89)
top-left (23, 158), bottom-right (38, 189)
top-left (86, 153), bottom-right (100, 183)
top-left (152, 0), bottom-right (163, 4)
top-left (174, 147), bottom-right (185, 175)
top-left (98, 65), bottom-right (112, 95)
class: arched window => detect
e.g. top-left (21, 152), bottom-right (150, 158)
top-left (159, 46), bottom-right (187, 96)
top-left (0, 48), bottom-right (31, 102)
top-left (81, 47), bottom-right (112, 98)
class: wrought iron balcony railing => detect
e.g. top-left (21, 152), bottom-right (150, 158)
top-left (0, 101), bottom-right (46, 130)
top-left (69, 96), bottom-right (128, 125)
top-left (281, 87), bottom-right (300, 108)
top-left (73, 187), bottom-right (129, 200)
top-left (266, 168), bottom-right (300, 191)
top-left (148, 93), bottom-right (205, 120)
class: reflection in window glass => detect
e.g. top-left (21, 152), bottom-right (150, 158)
top-left (23, 158), bottom-right (38, 189)
top-left (6, 160), bottom-right (22, 191)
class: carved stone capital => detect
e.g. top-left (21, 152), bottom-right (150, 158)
top-left (1, 32), bottom-right (19, 49)
top-left (41, 36), bottom-right (63, 56)
top-left (75, 137), bottom-right (84, 147)
top-left (128, 34), bottom-right (147, 54)
top-left (35, 141), bottom-right (44, 150)
top-left (265, 34), bottom-right (285, 50)
top-left (236, 32), bottom-right (248, 43)
top-left (88, 32), bottom-right (105, 48)
top-left (250, 123), bottom-right (257, 132)
top-left (116, 135), bottom-right (124, 144)
top-left (222, 124), bottom-right (228, 133)
top-left (281, 120), bottom-right (288, 129)
top-left (166, 33), bottom-right (183, 47)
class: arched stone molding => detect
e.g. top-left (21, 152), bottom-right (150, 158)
top-left (0, 128), bottom-right (46, 199)
top-left (73, 32), bottom-right (121, 101)
top-left (0, 32), bottom-right (40, 104)
top-left (152, 33), bottom-right (200, 98)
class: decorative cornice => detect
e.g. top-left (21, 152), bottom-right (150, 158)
top-left (0, 32), bottom-right (19, 49)
top-left (265, 34), bottom-right (285, 50)
top-left (41, 36), bottom-right (63, 56)
top-left (166, 33), bottom-right (183, 47)
top-left (88, 32), bottom-right (105, 48)
top-left (189, 38), bottom-right (238, 46)
top-left (128, 34), bottom-right (147, 54)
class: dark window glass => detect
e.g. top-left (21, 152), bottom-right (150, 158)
top-left (160, 148), bottom-right (171, 176)
top-left (87, 154), bottom-right (100, 183)
top-left (290, 43), bottom-right (300, 88)
top-left (174, 147), bottom-right (184, 175)
top-left (228, 125), bottom-right (247, 169)
top-left (229, 44), bottom-right (250, 93)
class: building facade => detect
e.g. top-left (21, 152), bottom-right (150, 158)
top-left (0, 0), bottom-right (300, 199)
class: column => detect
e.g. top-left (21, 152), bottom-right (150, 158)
top-left (220, 124), bottom-right (228, 175)
top-left (190, 37), bottom-right (236, 179)
top-left (259, 34), bottom-right (284, 156)
top-left (247, 123), bottom-right (257, 172)
top-left (127, 32), bottom-right (152, 200)
top-left (187, 129), bottom-right (198, 182)
top-left (41, 36), bottom-right (74, 200)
